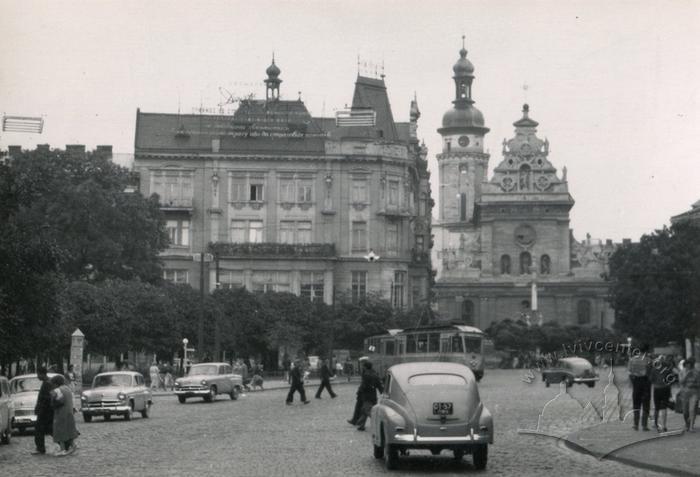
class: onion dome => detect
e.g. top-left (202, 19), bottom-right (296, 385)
top-left (266, 58), bottom-right (280, 78)
top-left (453, 47), bottom-right (475, 76)
top-left (442, 105), bottom-right (486, 130)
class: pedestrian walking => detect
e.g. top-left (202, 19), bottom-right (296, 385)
top-left (286, 360), bottom-right (310, 405)
top-left (335, 361), bottom-right (343, 378)
top-left (50, 375), bottom-right (79, 456)
top-left (31, 366), bottom-right (54, 455)
top-left (315, 359), bottom-right (337, 399)
top-left (149, 361), bottom-right (160, 390)
top-left (158, 361), bottom-right (167, 391)
top-left (347, 357), bottom-right (369, 425)
top-left (64, 364), bottom-right (77, 393)
top-left (651, 354), bottom-right (675, 432)
top-left (355, 361), bottom-right (384, 431)
top-left (680, 358), bottom-right (700, 432)
top-left (628, 345), bottom-right (652, 431)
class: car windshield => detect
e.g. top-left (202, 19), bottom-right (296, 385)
top-left (189, 365), bottom-right (218, 376)
top-left (408, 373), bottom-right (467, 386)
top-left (10, 377), bottom-right (42, 393)
top-left (93, 374), bottom-right (133, 388)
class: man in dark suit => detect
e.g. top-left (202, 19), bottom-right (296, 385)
top-left (32, 366), bottom-right (54, 455)
top-left (315, 359), bottom-right (337, 399)
top-left (347, 357), bottom-right (369, 425)
top-left (286, 360), bottom-right (310, 405)
top-left (355, 361), bottom-right (384, 431)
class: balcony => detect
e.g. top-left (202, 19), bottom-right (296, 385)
top-left (209, 242), bottom-right (336, 259)
top-left (159, 197), bottom-right (193, 212)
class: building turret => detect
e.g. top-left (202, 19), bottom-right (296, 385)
top-left (264, 54), bottom-right (282, 101)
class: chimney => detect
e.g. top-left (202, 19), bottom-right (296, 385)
top-left (36, 144), bottom-right (50, 153)
top-left (622, 238), bottom-right (631, 246)
top-left (96, 145), bottom-right (113, 160)
top-left (66, 144), bottom-right (86, 159)
top-left (8, 145), bottom-right (21, 157)
top-left (605, 239), bottom-right (613, 247)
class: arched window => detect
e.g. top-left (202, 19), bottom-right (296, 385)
top-left (500, 255), bottom-right (511, 275)
top-left (519, 164), bottom-right (532, 190)
top-left (461, 300), bottom-right (474, 325)
top-left (577, 300), bottom-right (591, 325)
top-left (540, 254), bottom-right (551, 275)
top-left (519, 252), bottom-right (532, 275)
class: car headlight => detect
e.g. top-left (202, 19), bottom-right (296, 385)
top-left (174, 381), bottom-right (181, 387)
top-left (201, 379), bottom-right (208, 386)
top-left (81, 394), bottom-right (87, 401)
top-left (117, 392), bottom-right (127, 401)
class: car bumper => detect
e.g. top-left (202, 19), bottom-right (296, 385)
top-left (393, 429), bottom-right (491, 445)
top-left (174, 389), bottom-right (210, 396)
top-left (573, 377), bottom-right (599, 383)
top-left (12, 415), bottom-right (36, 428)
top-left (80, 405), bottom-right (131, 414)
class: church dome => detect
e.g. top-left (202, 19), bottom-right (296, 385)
top-left (453, 48), bottom-right (474, 76)
top-left (441, 104), bottom-right (486, 129)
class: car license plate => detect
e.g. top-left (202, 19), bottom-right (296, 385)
top-left (433, 402), bottom-right (453, 415)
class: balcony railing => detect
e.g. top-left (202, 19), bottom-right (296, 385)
top-left (159, 197), bottom-right (193, 210)
top-left (209, 242), bottom-right (336, 258)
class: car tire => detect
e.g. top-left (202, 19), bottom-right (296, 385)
top-left (141, 403), bottom-right (151, 418)
top-left (383, 431), bottom-right (399, 470)
top-left (587, 382), bottom-right (595, 388)
top-left (124, 403), bottom-right (133, 421)
top-left (82, 413), bottom-right (92, 423)
top-left (103, 414), bottom-right (111, 421)
top-left (1, 426), bottom-right (11, 445)
top-left (453, 449), bottom-right (465, 461)
top-left (373, 440), bottom-right (384, 459)
top-left (473, 444), bottom-right (488, 470)
top-left (430, 448), bottom-right (441, 456)
top-left (230, 386), bottom-right (239, 400)
top-left (177, 395), bottom-right (186, 404)
top-left (204, 386), bottom-right (216, 403)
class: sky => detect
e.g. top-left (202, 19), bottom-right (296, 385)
top-left (1, 0), bottom-right (699, 242)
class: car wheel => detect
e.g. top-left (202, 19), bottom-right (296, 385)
top-left (383, 431), bottom-right (399, 470)
top-left (204, 386), bottom-right (216, 403)
top-left (473, 444), bottom-right (488, 470)
top-left (177, 395), bottom-right (186, 404)
top-left (141, 403), bottom-right (151, 418)
top-left (82, 413), bottom-right (92, 423)
top-left (453, 449), bottom-right (464, 461)
top-left (230, 386), bottom-right (239, 400)
top-left (124, 403), bottom-right (133, 421)
top-left (587, 382), bottom-right (595, 388)
top-left (103, 414), bottom-right (111, 421)
top-left (1, 426), bottom-right (10, 445)
top-left (430, 448), bottom-right (441, 456)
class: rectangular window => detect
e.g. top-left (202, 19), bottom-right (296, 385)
top-left (298, 180), bottom-right (313, 203)
top-left (218, 270), bottom-right (244, 289)
top-left (163, 269), bottom-right (188, 284)
top-left (230, 220), bottom-right (246, 242)
top-left (250, 183), bottom-right (264, 201)
top-left (151, 170), bottom-right (193, 206)
top-left (297, 221), bottom-right (312, 244)
top-left (279, 221), bottom-right (294, 244)
top-left (252, 271), bottom-right (290, 293)
top-left (406, 334), bottom-right (416, 353)
top-left (351, 221), bottom-right (367, 252)
top-left (230, 177), bottom-right (246, 202)
top-left (351, 179), bottom-right (368, 203)
top-left (428, 333), bottom-right (440, 353)
top-left (249, 220), bottom-right (264, 243)
top-left (166, 219), bottom-right (190, 246)
top-left (386, 221), bottom-right (399, 254)
top-left (279, 179), bottom-right (295, 202)
top-left (464, 337), bottom-right (482, 354)
top-left (392, 271), bottom-right (406, 308)
top-left (416, 333), bottom-right (428, 353)
top-left (300, 271), bottom-right (324, 302)
top-left (351, 271), bottom-right (367, 303)
top-left (384, 340), bottom-right (395, 356)
top-left (451, 335), bottom-right (464, 353)
top-left (388, 180), bottom-right (399, 206)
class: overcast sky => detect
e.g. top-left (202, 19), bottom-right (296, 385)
top-left (2, 0), bottom-right (699, 241)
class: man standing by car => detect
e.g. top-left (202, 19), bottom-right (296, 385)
top-left (32, 366), bottom-right (53, 455)
top-left (286, 360), bottom-right (309, 405)
top-left (355, 361), bottom-right (384, 431)
top-left (315, 359), bottom-right (337, 399)
top-left (628, 345), bottom-right (652, 431)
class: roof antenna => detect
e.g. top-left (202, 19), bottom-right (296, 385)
top-left (462, 34), bottom-right (466, 49)
top-left (357, 54), bottom-right (360, 75)
top-left (380, 58), bottom-right (385, 79)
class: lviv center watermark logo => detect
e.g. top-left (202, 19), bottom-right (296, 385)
top-left (517, 341), bottom-right (684, 460)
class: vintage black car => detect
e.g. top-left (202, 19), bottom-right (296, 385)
top-left (542, 357), bottom-right (599, 388)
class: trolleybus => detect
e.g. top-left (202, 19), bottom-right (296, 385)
top-left (363, 324), bottom-right (487, 381)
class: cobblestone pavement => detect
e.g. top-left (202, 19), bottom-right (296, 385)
top-left (0, 370), bottom-right (670, 477)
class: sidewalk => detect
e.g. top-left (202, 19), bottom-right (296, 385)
top-left (150, 376), bottom-right (360, 397)
top-left (565, 414), bottom-right (700, 476)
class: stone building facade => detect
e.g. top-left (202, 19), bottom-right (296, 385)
top-left (133, 59), bottom-right (432, 308)
top-left (432, 45), bottom-right (615, 330)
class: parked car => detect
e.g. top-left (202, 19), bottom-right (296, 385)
top-left (371, 362), bottom-right (493, 470)
top-left (174, 362), bottom-right (243, 403)
top-left (0, 376), bottom-right (13, 445)
top-left (542, 357), bottom-right (599, 388)
top-left (8, 373), bottom-right (58, 432)
top-left (80, 371), bottom-right (152, 422)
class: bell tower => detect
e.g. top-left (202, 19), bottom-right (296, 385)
top-left (265, 54), bottom-right (282, 101)
top-left (436, 37), bottom-right (490, 225)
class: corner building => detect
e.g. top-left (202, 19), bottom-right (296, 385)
top-left (133, 59), bottom-right (432, 308)
top-left (432, 46), bottom-right (615, 330)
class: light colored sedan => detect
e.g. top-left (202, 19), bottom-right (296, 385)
top-left (174, 362), bottom-right (243, 403)
top-left (9, 373), bottom-right (58, 432)
top-left (371, 362), bottom-right (494, 470)
top-left (80, 371), bottom-right (152, 422)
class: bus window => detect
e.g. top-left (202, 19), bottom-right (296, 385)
top-left (417, 334), bottom-right (428, 352)
top-left (464, 336), bottom-right (482, 354)
top-left (451, 334), bottom-right (464, 353)
top-left (406, 334), bottom-right (416, 353)
top-left (440, 338), bottom-right (450, 353)
top-left (428, 333), bottom-right (440, 352)
top-left (384, 340), bottom-right (395, 356)
top-left (398, 340), bottom-right (405, 355)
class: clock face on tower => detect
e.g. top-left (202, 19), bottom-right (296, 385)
top-left (458, 135), bottom-right (470, 147)
top-left (514, 224), bottom-right (536, 247)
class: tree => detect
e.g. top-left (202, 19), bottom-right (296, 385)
top-left (607, 222), bottom-right (700, 346)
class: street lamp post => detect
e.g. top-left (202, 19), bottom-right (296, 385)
top-left (182, 338), bottom-right (188, 374)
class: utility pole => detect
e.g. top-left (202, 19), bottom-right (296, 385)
top-left (198, 252), bottom-right (205, 360)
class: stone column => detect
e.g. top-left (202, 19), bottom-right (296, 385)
top-left (70, 329), bottom-right (85, 394)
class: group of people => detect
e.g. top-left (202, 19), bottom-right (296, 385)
top-left (628, 347), bottom-right (700, 433)
top-left (285, 358), bottom-right (336, 404)
top-left (32, 366), bottom-right (80, 457)
top-left (148, 361), bottom-right (175, 391)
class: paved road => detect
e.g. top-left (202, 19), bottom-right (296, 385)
top-left (0, 370), bottom-right (669, 476)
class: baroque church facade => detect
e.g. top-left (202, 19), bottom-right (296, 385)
top-left (432, 45), bottom-right (615, 330)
